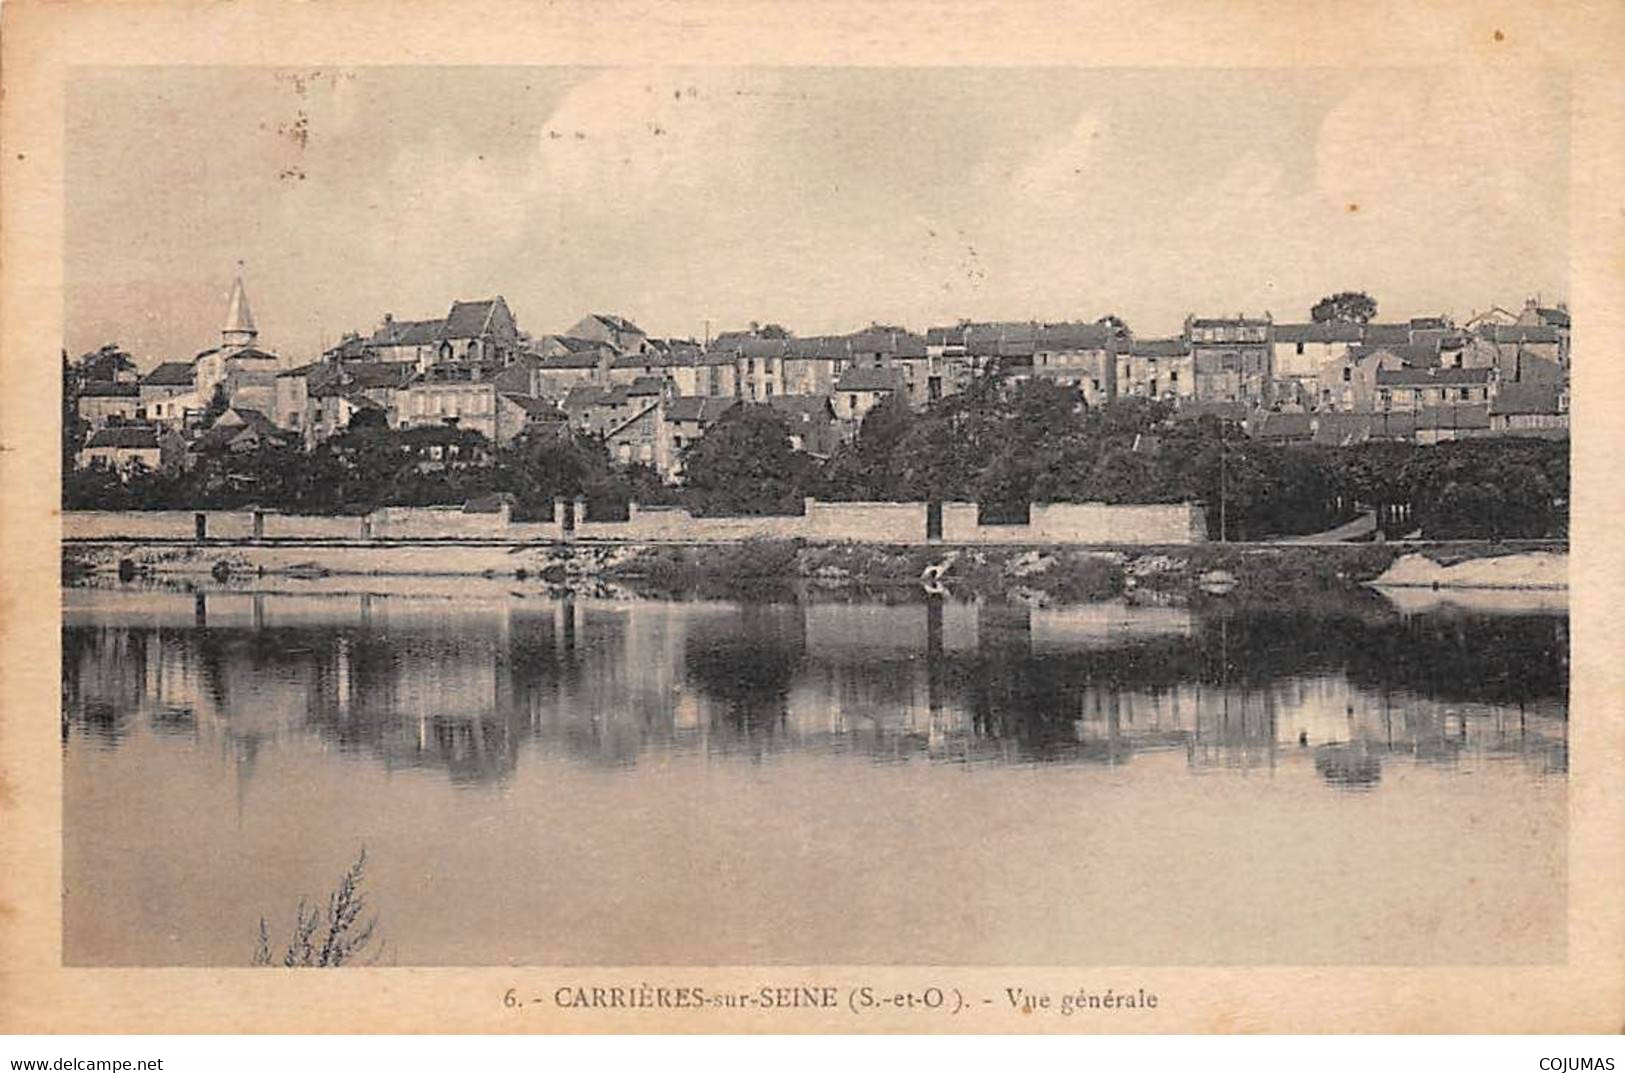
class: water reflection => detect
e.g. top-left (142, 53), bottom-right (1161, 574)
top-left (62, 586), bottom-right (1569, 791)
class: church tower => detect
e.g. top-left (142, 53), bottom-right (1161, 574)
top-left (221, 275), bottom-right (257, 351)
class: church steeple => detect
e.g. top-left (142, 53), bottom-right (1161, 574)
top-left (222, 274), bottom-right (257, 350)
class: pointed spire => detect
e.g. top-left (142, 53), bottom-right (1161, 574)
top-left (222, 274), bottom-right (257, 348)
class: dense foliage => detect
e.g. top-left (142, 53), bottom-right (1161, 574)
top-left (64, 370), bottom-right (1568, 540)
top-left (1310, 290), bottom-right (1378, 325)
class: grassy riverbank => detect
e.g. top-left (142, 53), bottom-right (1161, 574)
top-left (601, 539), bottom-right (1567, 602)
top-left (63, 536), bottom-right (1568, 603)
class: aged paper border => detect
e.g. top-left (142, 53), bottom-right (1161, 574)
top-left (3, 0), bottom-right (1621, 1034)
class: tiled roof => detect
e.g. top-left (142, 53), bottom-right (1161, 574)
top-left (1409, 316), bottom-right (1451, 331)
top-left (341, 361), bottom-right (417, 388)
top-left (1490, 383), bottom-right (1563, 416)
top-left (78, 382), bottom-right (139, 397)
top-left (697, 349), bottom-right (740, 366)
top-left (835, 367), bottom-right (905, 392)
top-left (543, 334), bottom-right (606, 354)
top-left (1363, 323), bottom-right (1414, 345)
top-left (372, 318), bottom-right (445, 347)
top-left (276, 361), bottom-right (327, 379)
top-left (737, 338), bottom-right (790, 359)
top-left (766, 394), bottom-right (834, 422)
top-left (143, 361), bottom-right (196, 386)
top-left (443, 299), bottom-right (503, 340)
top-left (502, 393), bottom-right (565, 418)
top-left (1484, 324), bottom-right (1560, 345)
top-left (1312, 414), bottom-right (1372, 447)
top-left (1535, 307), bottom-right (1570, 329)
top-left (541, 352), bottom-right (605, 370)
top-left (1035, 322), bottom-right (1112, 350)
top-left (588, 313), bottom-right (645, 336)
top-left (1352, 342), bottom-right (1441, 368)
top-left (626, 376), bottom-right (668, 396)
top-left (664, 396), bottom-right (737, 424)
top-left (1376, 366), bottom-right (1492, 386)
top-left (561, 385), bottom-right (614, 412)
top-left (784, 336), bottom-right (852, 360)
top-left (925, 326), bottom-right (966, 347)
top-left (84, 426), bottom-right (158, 449)
top-left (224, 347), bottom-right (279, 363)
top-left (1273, 322), bottom-right (1364, 344)
top-left (1130, 338), bottom-right (1190, 358)
top-left (1190, 317), bottom-right (1271, 328)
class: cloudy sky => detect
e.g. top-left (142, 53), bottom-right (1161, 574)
top-left (66, 65), bottom-right (1569, 367)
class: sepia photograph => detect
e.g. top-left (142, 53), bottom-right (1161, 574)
top-left (4, 0), bottom-right (1623, 1045)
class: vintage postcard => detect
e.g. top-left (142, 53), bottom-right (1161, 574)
top-left (2, 0), bottom-right (1622, 1035)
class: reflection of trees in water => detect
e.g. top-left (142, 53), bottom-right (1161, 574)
top-left (63, 594), bottom-right (1569, 787)
top-left (682, 606), bottom-right (805, 756)
top-left (1315, 743), bottom-right (1383, 790)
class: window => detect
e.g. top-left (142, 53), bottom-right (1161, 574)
top-left (1296, 342), bottom-right (1305, 355)
top-left (1342, 367), bottom-right (1351, 383)
top-left (1459, 388), bottom-right (1470, 401)
top-left (849, 394), bottom-right (858, 409)
top-left (1170, 370), bottom-right (1179, 383)
top-left (765, 382), bottom-right (775, 397)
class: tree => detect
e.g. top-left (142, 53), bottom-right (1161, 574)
top-left (202, 383), bottom-right (230, 425)
top-left (61, 351), bottom-right (88, 476)
top-left (1095, 314), bottom-right (1131, 339)
top-left (1311, 291), bottom-right (1378, 325)
top-left (681, 404), bottom-right (815, 516)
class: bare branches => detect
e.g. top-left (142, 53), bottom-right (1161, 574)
top-left (254, 849), bottom-right (381, 968)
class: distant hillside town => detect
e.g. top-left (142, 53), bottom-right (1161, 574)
top-left (66, 275), bottom-right (1569, 483)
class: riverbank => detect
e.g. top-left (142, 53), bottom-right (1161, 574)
top-left (62, 537), bottom-right (1568, 603)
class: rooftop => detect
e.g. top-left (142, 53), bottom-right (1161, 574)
top-left (84, 426), bottom-right (158, 449)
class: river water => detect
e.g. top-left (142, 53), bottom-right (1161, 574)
top-left (62, 581), bottom-right (1568, 966)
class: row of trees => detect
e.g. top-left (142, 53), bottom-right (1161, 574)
top-left (64, 371), bottom-right (1566, 540)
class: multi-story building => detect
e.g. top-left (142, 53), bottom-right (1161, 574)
top-left (395, 360), bottom-right (536, 445)
top-left (1375, 365), bottom-right (1494, 412)
top-left (75, 382), bottom-right (141, 428)
top-left (1118, 338), bottom-right (1194, 403)
top-left (368, 296), bottom-right (522, 370)
top-left (1185, 314), bottom-right (1273, 406)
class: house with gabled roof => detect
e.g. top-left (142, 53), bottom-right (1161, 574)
top-left (663, 396), bottom-right (739, 478)
top-left (1185, 313), bottom-right (1274, 407)
top-left (1027, 322), bottom-right (1119, 406)
top-left (1489, 383), bottom-right (1568, 434)
top-left (1271, 322), bottom-right (1362, 382)
top-left (1119, 338), bottom-right (1194, 404)
top-left (75, 381), bottom-right (141, 428)
top-left (833, 366), bottom-right (905, 424)
top-left (366, 296), bottom-right (520, 371)
top-left (566, 313), bottom-right (648, 355)
top-left (1375, 365), bottom-right (1493, 412)
top-left (79, 425), bottom-right (163, 471)
top-left (767, 394), bottom-right (840, 456)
